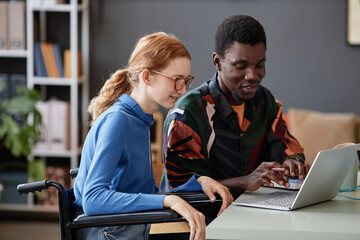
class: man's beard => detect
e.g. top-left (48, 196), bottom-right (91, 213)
top-left (231, 91), bottom-right (244, 105)
top-left (232, 91), bottom-right (257, 118)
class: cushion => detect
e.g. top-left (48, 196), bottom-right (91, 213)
top-left (288, 108), bottom-right (357, 166)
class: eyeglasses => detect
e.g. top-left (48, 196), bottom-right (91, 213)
top-left (150, 70), bottom-right (194, 91)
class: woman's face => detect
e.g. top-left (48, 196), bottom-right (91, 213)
top-left (148, 57), bottom-right (191, 109)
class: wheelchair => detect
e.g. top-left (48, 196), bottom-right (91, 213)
top-left (17, 168), bottom-right (221, 240)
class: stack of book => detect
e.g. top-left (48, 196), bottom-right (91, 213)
top-left (34, 41), bottom-right (82, 78)
top-left (35, 99), bottom-right (71, 151)
top-left (34, 42), bottom-right (64, 78)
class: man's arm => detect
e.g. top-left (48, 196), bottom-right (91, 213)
top-left (263, 100), bottom-right (310, 183)
top-left (162, 109), bottom-right (234, 213)
top-left (162, 108), bottom-right (210, 190)
top-left (269, 100), bottom-right (308, 170)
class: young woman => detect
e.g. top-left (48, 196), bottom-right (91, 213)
top-left (73, 32), bottom-right (233, 240)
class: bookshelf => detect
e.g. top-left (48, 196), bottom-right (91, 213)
top-left (27, 0), bottom-right (89, 181)
top-left (0, 0), bottom-right (89, 212)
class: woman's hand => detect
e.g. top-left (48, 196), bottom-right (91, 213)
top-left (196, 176), bottom-right (234, 216)
top-left (163, 195), bottom-right (205, 240)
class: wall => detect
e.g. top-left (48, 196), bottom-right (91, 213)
top-left (89, 0), bottom-right (360, 114)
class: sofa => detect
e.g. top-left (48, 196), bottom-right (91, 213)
top-left (285, 108), bottom-right (360, 166)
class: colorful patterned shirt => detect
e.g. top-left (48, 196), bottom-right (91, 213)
top-left (160, 74), bottom-right (305, 190)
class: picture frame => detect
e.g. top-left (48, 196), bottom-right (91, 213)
top-left (348, 0), bottom-right (360, 45)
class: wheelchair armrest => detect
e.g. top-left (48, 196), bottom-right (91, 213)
top-left (17, 180), bottom-right (66, 196)
top-left (163, 192), bottom-right (223, 206)
top-left (70, 209), bottom-right (183, 229)
top-left (17, 180), bottom-right (48, 194)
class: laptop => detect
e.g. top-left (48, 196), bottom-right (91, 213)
top-left (233, 143), bottom-right (360, 211)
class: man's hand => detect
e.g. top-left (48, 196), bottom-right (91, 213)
top-left (197, 176), bottom-right (234, 216)
top-left (218, 160), bottom-right (309, 197)
top-left (239, 162), bottom-right (290, 191)
top-left (282, 159), bottom-right (310, 180)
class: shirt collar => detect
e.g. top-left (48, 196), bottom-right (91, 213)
top-left (209, 73), bottom-right (236, 118)
top-left (118, 94), bottom-right (154, 126)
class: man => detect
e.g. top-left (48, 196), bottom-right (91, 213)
top-left (160, 15), bottom-right (309, 199)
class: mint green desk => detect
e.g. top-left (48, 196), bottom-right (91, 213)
top-left (206, 172), bottom-right (360, 240)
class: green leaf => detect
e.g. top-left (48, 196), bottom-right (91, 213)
top-left (3, 96), bottom-right (35, 115)
top-left (0, 87), bottom-right (43, 157)
top-left (28, 159), bottom-right (46, 181)
top-left (0, 79), bottom-right (6, 92)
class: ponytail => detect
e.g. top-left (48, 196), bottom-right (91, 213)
top-left (88, 69), bottom-right (132, 124)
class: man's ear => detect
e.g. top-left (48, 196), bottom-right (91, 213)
top-left (212, 52), bottom-right (222, 71)
top-left (140, 69), bottom-right (151, 86)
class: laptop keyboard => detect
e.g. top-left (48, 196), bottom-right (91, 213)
top-left (238, 191), bottom-right (297, 208)
top-left (255, 193), bottom-right (297, 207)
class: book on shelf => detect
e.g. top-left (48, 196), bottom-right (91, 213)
top-left (34, 42), bottom-right (48, 77)
top-left (6, 74), bottom-right (26, 126)
top-left (0, 2), bottom-right (8, 50)
top-left (9, 74), bottom-right (26, 98)
top-left (47, 43), bottom-right (60, 78)
top-left (40, 43), bottom-right (52, 77)
top-left (0, 74), bottom-right (9, 100)
top-left (8, 1), bottom-right (25, 50)
top-left (0, 74), bottom-right (29, 100)
top-left (39, 42), bottom-right (65, 78)
top-left (49, 99), bottom-right (70, 150)
top-left (41, 165), bottom-right (70, 206)
top-left (64, 49), bottom-right (82, 78)
top-left (34, 99), bottom-right (71, 151)
top-left (52, 44), bottom-right (64, 78)
top-left (40, 42), bottom-right (59, 78)
top-left (34, 101), bottom-right (50, 151)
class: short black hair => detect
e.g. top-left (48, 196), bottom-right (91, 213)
top-left (215, 15), bottom-right (267, 57)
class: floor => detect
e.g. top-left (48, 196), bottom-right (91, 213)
top-left (0, 220), bottom-right (60, 240)
top-left (0, 219), bottom-right (188, 240)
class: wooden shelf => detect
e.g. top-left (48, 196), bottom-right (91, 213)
top-left (0, 49), bottom-right (27, 58)
top-left (29, 2), bottom-right (88, 12)
top-left (33, 146), bottom-right (82, 158)
top-left (31, 75), bottom-right (86, 86)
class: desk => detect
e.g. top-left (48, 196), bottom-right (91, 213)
top-left (206, 172), bottom-right (360, 240)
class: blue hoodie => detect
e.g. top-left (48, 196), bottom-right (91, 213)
top-left (74, 94), bottom-right (201, 215)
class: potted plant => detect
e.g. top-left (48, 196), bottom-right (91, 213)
top-left (0, 81), bottom-right (43, 204)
